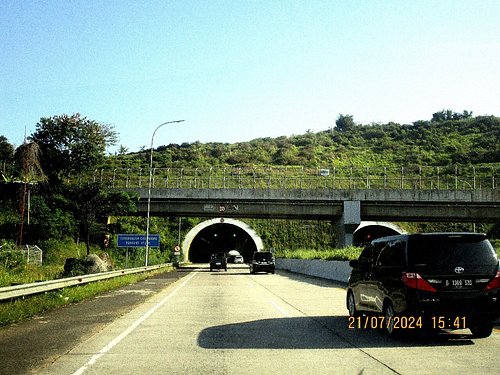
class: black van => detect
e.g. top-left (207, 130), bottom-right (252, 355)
top-left (347, 233), bottom-right (500, 338)
top-left (250, 251), bottom-right (275, 274)
top-left (209, 253), bottom-right (227, 272)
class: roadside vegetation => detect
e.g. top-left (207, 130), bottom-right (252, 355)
top-left (0, 267), bottom-right (173, 326)
top-left (275, 246), bottom-right (363, 261)
top-left (275, 243), bottom-right (500, 261)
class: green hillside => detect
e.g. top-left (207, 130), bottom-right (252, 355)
top-left (105, 112), bottom-right (499, 169)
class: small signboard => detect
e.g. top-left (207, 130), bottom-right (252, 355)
top-left (117, 234), bottom-right (160, 248)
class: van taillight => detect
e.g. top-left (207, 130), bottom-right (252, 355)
top-left (484, 271), bottom-right (500, 290)
top-left (402, 272), bottom-right (437, 292)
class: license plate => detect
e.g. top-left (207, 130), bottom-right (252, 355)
top-left (216, 263), bottom-right (221, 266)
top-left (445, 279), bottom-right (473, 289)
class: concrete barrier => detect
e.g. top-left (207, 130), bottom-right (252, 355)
top-left (276, 258), bottom-right (352, 284)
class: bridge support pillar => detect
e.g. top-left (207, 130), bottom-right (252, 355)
top-left (333, 201), bottom-right (361, 248)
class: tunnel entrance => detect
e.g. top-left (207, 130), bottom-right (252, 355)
top-left (183, 219), bottom-right (263, 263)
top-left (353, 221), bottom-right (405, 246)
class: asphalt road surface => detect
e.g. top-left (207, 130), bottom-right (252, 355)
top-left (2, 265), bottom-right (499, 375)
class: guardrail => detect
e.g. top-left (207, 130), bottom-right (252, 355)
top-left (76, 165), bottom-right (498, 190)
top-left (0, 264), bottom-right (171, 302)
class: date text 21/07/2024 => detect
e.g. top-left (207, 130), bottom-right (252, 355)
top-left (348, 316), bottom-right (467, 330)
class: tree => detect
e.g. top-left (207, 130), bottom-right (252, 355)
top-left (15, 141), bottom-right (47, 245)
top-left (0, 136), bottom-right (15, 178)
top-left (431, 109), bottom-right (473, 122)
top-left (66, 182), bottom-right (137, 254)
top-left (335, 114), bottom-right (355, 132)
top-left (17, 141), bottom-right (46, 183)
top-left (118, 145), bottom-right (129, 155)
top-left (29, 113), bottom-right (117, 183)
top-left (27, 191), bottom-right (76, 242)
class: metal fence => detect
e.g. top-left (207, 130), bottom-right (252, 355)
top-left (81, 165), bottom-right (498, 190)
top-left (0, 245), bottom-right (43, 266)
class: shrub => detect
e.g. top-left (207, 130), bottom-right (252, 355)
top-left (0, 250), bottom-right (26, 272)
top-left (40, 238), bottom-right (85, 265)
top-left (274, 247), bottom-right (363, 261)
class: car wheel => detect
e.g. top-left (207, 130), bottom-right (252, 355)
top-left (383, 302), bottom-right (398, 337)
top-left (470, 322), bottom-right (493, 338)
top-left (347, 291), bottom-right (359, 317)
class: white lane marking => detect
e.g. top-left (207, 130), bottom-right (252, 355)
top-left (72, 271), bottom-right (198, 375)
top-left (271, 300), bottom-right (291, 317)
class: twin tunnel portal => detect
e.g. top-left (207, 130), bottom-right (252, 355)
top-left (182, 218), bottom-right (400, 263)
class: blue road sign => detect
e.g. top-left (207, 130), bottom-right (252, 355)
top-left (117, 234), bottom-right (160, 248)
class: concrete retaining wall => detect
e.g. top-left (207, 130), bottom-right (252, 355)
top-left (276, 258), bottom-right (352, 284)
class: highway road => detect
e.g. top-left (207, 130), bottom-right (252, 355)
top-left (5, 266), bottom-right (500, 375)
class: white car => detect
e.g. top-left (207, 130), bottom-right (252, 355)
top-left (234, 255), bottom-right (244, 264)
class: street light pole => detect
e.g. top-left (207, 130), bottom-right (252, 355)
top-left (145, 120), bottom-right (185, 266)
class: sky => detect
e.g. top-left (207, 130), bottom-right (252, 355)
top-left (1, 0), bottom-right (499, 153)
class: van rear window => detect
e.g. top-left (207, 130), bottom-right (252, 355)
top-left (253, 252), bottom-right (273, 261)
top-left (408, 235), bottom-right (497, 266)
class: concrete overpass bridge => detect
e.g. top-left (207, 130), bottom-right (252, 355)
top-left (129, 187), bottom-right (498, 220)
top-left (125, 187), bottom-right (499, 248)
top-left (88, 165), bottom-right (499, 257)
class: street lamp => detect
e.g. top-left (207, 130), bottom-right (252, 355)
top-left (145, 120), bottom-right (185, 266)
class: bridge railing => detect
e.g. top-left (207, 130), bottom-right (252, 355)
top-left (82, 165), bottom-right (498, 190)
